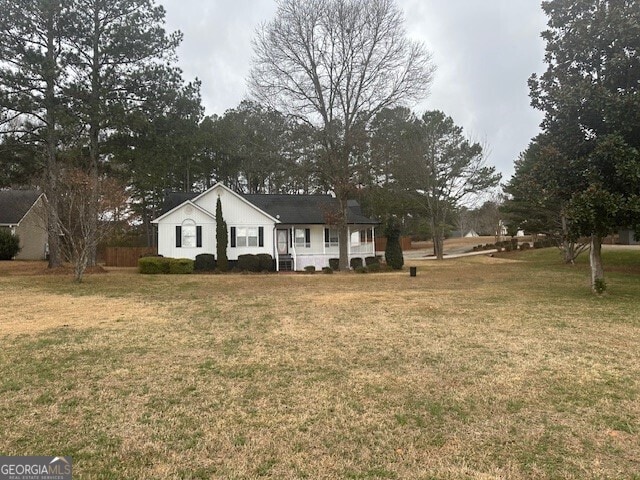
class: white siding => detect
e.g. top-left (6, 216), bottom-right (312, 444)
top-left (156, 185), bottom-right (278, 261)
top-left (194, 185), bottom-right (275, 226)
top-left (157, 204), bottom-right (216, 260)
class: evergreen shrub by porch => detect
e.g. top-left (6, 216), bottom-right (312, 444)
top-left (350, 257), bottom-right (363, 269)
top-left (322, 267), bottom-right (333, 274)
top-left (329, 258), bottom-right (339, 270)
top-left (169, 258), bottom-right (194, 274)
top-left (384, 221), bottom-right (404, 270)
top-left (365, 256), bottom-right (379, 266)
top-left (520, 242), bottom-right (531, 250)
top-left (195, 253), bottom-right (216, 272)
top-left (0, 230), bottom-right (20, 260)
top-left (304, 265), bottom-right (316, 273)
top-left (257, 253), bottom-right (275, 272)
top-left (355, 266), bottom-right (368, 273)
top-left (238, 254), bottom-right (261, 272)
top-left (367, 263), bottom-right (381, 273)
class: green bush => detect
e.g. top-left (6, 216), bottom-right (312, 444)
top-left (194, 253), bottom-right (216, 272)
top-left (365, 256), bottom-right (379, 266)
top-left (355, 266), bottom-right (368, 273)
top-left (238, 254), bottom-right (261, 272)
top-left (304, 265), bottom-right (316, 273)
top-left (594, 278), bottom-right (607, 294)
top-left (350, 257), bottom-right (363, 269)
top-left (367, 263), bottom-right (381, 273)
top-left (139, 257), bottom-right (194, 274)
top-left (322, 267), bottom-right (333, 274)
top-left (520, 242), bottom-right (531, 250)
top-left (138, 256), bottom-right (170, 274)
top-left (169, 258), bottom-right (194, 274)
top-left (329, 258), bottom-right (340, 271)
top-left (384, 221), bottom-right (404, 270)
top-left (257, 253), bottom-right (275, 272)
top-left (0, 230), bottom-right (21, 260)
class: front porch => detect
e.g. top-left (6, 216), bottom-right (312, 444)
top-left (275, 225), bottom-right (376, 271)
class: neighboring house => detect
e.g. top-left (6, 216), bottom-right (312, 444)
top-left (0, 190), bottom-right (48, 260)
top-left (464, 229), bottom-right (479, 238)
top-left (152, 183), bottom-right (379, 271)
top-left (618, 229), bottom-right (639, 245)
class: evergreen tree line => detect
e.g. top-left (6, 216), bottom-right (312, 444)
top-left (1, 0), bottom-right (500, 275)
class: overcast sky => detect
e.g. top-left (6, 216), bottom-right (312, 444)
top-left (159, 0), bottom-right (549, 182)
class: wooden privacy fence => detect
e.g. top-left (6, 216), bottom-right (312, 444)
top-left (374, 236), bottom-right (413, 252)
top-left (104, 247), bottom-right (157, 267)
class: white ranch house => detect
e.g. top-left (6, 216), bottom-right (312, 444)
top-left (152, 183), bottom-right (378, 271)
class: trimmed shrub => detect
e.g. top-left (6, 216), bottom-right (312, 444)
top-left (520, 242), bottom-right (531, 250)
top-left (194, 253), bottom-right (216, 272)
top-left (169, 258), bottom-right (194, 274)
top-left (355, 266), bottom-right (368, 273)
top-left (510, 238), bottom-right (519, 249)
top-left (350, 257), bottom-right (363, 269)
top-left (216, 197), bottom-right (229, 272)
top-left (329, 258), bottom-right (340, 271)
top-left (384, 221), bottom-right (404, 270)
top-left (365, 256), bottom-right (379, 266)
top-left (304, 265), bottom-right (316, 273)
top-left (257, 253), bottom-right (275, 272)
top-left (367, 263), bottom-right (381, 273)
top-left (322, 267), bottom-right (333, 274)
top-left (238, 254), bottom-right (261, 272)
top-left (139, 256), bottom-right (170, 274)
top-left (0, 230), bottom-right (21, 260)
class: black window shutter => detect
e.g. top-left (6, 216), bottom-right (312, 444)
top-left (305, 228), bottom-right (311, 245)
top-left (324, 228), bottom-right (329, 243)
top-left (196, 226), bottom-right (202, 247)
top-left (289, 229), bottom-right (293, 247)
top-left (258, 227), bottom-right (264, 247)
top-left (176, 226), bottom-right (182, 248)
top-left (230, 227), bottom-right (236, 247)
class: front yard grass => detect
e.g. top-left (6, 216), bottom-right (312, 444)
top-left (1, 248), bottom-right (639, 479)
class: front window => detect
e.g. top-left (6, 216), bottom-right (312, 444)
top-left (295, 228), bottom-right (310, 248)
top-left (325, 228), bottom-right (339, 248)
top-left (182, 220), bottom-right (196, 248)
top-left (237, 227), bottom-right (258, 247)
top-left (351, 228), bottom-right (372, 246)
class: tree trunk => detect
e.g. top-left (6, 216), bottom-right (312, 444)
top-left (589, 234), bottom-right (604, 293)
top-left (86, 7), bottom-right (101, 267)
top-left (338, 196), bottom-right (349, 270)
top-left (431, 219), bottom-right (444, 260)
top-left (561, 211), bottom-right (575, 264)
top-left (44, 12), bottom-right (62, 268)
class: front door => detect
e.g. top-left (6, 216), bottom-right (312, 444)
top-left (277, 229), bottom-right (289, 255)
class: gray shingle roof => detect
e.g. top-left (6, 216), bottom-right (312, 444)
top-left (160, 191), bottom-right (378, 225)
top-left (0, 190), bottom-right (43, 225)
top-left (243, 194), bottom-right (378, 225)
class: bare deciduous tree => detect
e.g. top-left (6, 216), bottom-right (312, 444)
top-left (249, 0), bottom-right (434, 269)
top-left (55, 168), bottom-right (128, 282)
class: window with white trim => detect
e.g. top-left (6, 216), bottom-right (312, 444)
top-left (182, 219), bottom-right (197, 248)
top-left (236, 227), bottom-right (258, 247)
top-left (295, 228), bottom-right (311, 248)
top-left (324, 228), bottom-right (339, 248)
